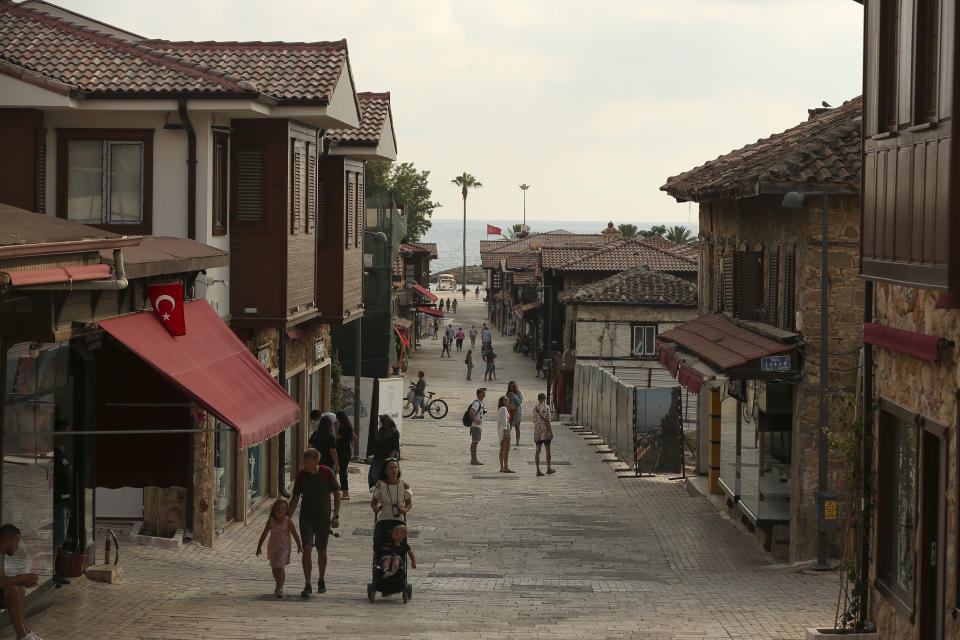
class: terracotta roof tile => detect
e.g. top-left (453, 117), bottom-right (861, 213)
top-left (0, 1), bottom-right (248, 94)
top-left (398, 242), bottom-right (431, 255)
top-left (551, 238), bottom-right (697, 273)
top-left (144, 39), bottom-right (349, 102)
top-left (657, 314), bottom-right (795, 371)
top-left (661, 97), bottom-right (862, 202)
top-left (559, 264), bottom-right (696, 306)
top-left (328, 91), bottom-right (393, 145)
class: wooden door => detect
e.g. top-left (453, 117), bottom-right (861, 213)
top-left (919, 424), bottom-right (946, 640)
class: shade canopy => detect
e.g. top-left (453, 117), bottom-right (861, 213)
top-left (99, 300), bottom-right (300, 448)
top-left (418, 306), bottom-right (445, 317)
top-left (411, 283), bottom-right (437, 302)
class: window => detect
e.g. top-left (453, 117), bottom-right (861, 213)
top-left (876, 0), bottom-right (899, 132)
top-left (57, 129), bottom-right (153, 233)
top-left (877, 404), bottom-right (917, 612)
top-left (231, 145), bottom-right (265, 228)
top-left (212, 132), bottom-right (228, 236)
top-left (733, 251), bottom-right (763, 320)
top-left (632, 324), bottom-right (657, 358)
top-left (914, 0), bottom-right (939, 123)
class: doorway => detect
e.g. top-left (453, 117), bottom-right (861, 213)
top-left (919, 422), bottom-right (946, 640)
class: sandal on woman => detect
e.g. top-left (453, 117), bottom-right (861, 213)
top-left (536, 470), bottom-right (545, 477)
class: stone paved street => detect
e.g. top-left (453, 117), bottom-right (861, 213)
top-left (8, 295), bottom-right (837, 640)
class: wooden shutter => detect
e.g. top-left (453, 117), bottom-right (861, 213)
top-left (356, 176), bottom-right (364, 247)
top-left (35, 128), bottom-right (46, 213)
top-left (721, 254), bottom-right (734, 312)
top-left (316, 178), bottom-right (327, 242)
top-left (306, 142), bottom-right (317, 234)
top-left (765, 247), bottom-right (779, 325)
top-left (781, 247), bottom-right (796, 331)
top-left (733, 251), bottom-right (763, 320)
top-left (345, 171), bottom-right (355, 249)
top-left (290, 139), bottom-right (306, 234)
top-left (232, 147), bottom-right (265, 224)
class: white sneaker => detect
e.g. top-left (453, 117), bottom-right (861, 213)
top-left (21, 632), bottom-right (43, 640)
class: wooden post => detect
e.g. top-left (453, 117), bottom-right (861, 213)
top-left (708, 388), bottom-right (722, 494)
top-left (191, 412), bottom-right (215, 547)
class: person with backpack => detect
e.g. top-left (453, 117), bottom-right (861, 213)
top-left (289, 448), bottom-right (340, 597)
top-left (466, 388), bottom-right (486, 466)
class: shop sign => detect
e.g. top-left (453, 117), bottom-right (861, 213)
top-left (314, 337), bottom-right (326, 364)
top-left (257, 346), bottom-right (270, 370)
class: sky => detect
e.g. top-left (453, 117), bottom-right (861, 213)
top-left (53, 0), bottom-right (863, 226)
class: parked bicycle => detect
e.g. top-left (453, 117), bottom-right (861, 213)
top-left (403, 390), bottom-right (448, 419)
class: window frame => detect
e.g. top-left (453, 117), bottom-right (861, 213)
top-left (875, 399), bottom-right (919, 618)
top-left (56, 128), bottom-right (153, 235)
top-left (631, 322), bottom-right (658, 359)
top-left (212, 131), bottom-right (229, 237)
top-left (913, 0), bottom-right (939, 124)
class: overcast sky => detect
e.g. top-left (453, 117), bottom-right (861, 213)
top-left (55, 0), bottom-right (863, 225)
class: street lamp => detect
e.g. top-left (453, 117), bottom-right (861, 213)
top-left (519, 184), bottom-right (530, 227)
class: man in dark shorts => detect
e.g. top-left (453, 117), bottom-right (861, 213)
top-left (289, 448), bottom-right (341, 597)
top-left (0, 524), bottom-right (41, 640)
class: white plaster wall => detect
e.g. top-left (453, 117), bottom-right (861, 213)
top-left (575, 321), bottom-right (632, 358)
top-left (570, 305), bottom-right (699, 358)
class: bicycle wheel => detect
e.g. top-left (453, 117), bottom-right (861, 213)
top-left (428, 399), bottom-right (448, 419)
top-left (402, 398), bottom-right (416, 418)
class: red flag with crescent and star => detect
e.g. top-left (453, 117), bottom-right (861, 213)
top-left (486, 224), bottom-right (502, 235)
top-left (147, 282), bottom-right (186, 336)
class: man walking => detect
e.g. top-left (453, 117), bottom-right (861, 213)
top-left (452, 298), bottom-right (458, 314)
top-left (290, 449), bottom-right (341, 597)
top-left (441, 333), bottom-right (452, 358)
top-left (412, 371), bottom-right (427, 418)
top-left (483, 347), bottom-right (497, 381)
top-left (481, 324), bottom-right (492, 351)
top-left (0, 524), bottom-right (42, 640)
top-left (468, 388), bottom-right (487, 466)
top-left (455, 327), bottom-right (465, 351)
top-left (469, 325), bottom-right (478, 348)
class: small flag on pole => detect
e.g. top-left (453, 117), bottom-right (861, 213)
top-left (486, 224), bottom-right (502, 236)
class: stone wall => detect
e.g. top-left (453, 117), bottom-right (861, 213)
top-left (869, 283), bottom-right (959, 640)
top-left (570, 304), bottom-right (698, 358)
top-left (698, 193), bottom-right (863, 562)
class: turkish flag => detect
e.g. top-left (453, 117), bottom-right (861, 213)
top-left (486, 224), bottom-right (502, 235)
top-left (147, 282), bottom-right (186, 336)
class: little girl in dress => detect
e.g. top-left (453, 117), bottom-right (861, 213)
top-left (256, 498), bottom-right (302, 598)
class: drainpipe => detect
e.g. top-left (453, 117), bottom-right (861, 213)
top-left (178, 98), bottom-right (197, 241)
top-left (860, 280), bottom-right (873, 607)
top-left (15, 248), bottom-right (129, 290)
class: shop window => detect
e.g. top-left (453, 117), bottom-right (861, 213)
top-left (247, 443), bottom-right (264, 509)
top-left (3, 342), bottom-right (72, 588)
top-left (57, 129), bottom-right (153, 234)
top-left (876, 406), bottom-right (917, 612)
top-left (213, 422), bottom-right (235, 535)
top-left (632, 324), bottom-right (657, 358)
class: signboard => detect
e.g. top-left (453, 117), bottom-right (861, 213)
top-left (760, 355), bottom-right (791, 372)
top-left (257, 346), bottom-right (270, 370)
top-left (633, 387), bottom-right (682, 474)
top-left (375, 377), bottom-right (405, 459)
top-left (314, 337), bottom-right (326, 364)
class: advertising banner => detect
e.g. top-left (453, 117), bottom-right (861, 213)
top-left (341, 377), bottom-right (375, 459)
top-left (375, 377), bottom-right (405, 458)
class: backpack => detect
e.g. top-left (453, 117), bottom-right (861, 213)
top-left (462, 400), bottom-right (479, 427)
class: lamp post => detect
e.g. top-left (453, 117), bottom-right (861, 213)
top-left (519, 184), bottom-right (530, 227)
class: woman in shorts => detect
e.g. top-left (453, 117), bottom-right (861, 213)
top-left (532, 393), bottom-right (554, 476)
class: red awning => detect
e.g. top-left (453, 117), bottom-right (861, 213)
top-left (863, 322), bottom-right (945, 362)
top-left (99, 300), bottom-right (300, 448)
top-left (411, 283), bottom-right (437, 302)
top-left (394, 326), bottom-right (410, 347)
top-left (5, 263), bottom-right (111, 286)
top-left (418, 306), bottom-right (445, 317)
top-left (658, 343), bottom-right (681, 378)
top-left (677, 363), bottom-right (705, 394)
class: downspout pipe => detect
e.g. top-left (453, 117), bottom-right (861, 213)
top-left (860, 280), bottom-right (873, 612)
top-left (178, 98), bottom-right (197, 241)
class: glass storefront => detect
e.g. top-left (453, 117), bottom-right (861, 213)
top-left (247, 442), bottom-right (265, 509)
top-left (283, 373), bottom-right (302, 494)
top-left (213, 421), bottom-right (235, 534)
top-left (3, 342), bottom-right (71, 588)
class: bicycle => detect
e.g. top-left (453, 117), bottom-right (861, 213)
top-left (403, 391), bottom-right (448, 419)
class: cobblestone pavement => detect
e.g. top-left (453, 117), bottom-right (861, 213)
top-left (9, 295), bottom-right (837, 640)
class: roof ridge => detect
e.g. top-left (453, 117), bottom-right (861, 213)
top-left (142, 38), bottom-right (348, 50)
top-left (358, 91), bottom-right (390, 99)
top-left (1, 1), bottom-right (253, 93)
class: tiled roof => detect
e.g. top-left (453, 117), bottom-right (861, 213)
top-left (398, 242), bottom-right (431, 255)
top-left (143, 39), bottom-right (350, 102)
top-left (0, 1), bottom-right (250, 95)
top-left (541, 247), bottom-right (596, 269)
top-left (661, 97), bottom-right (862, 202)
top-left (487, 233), bottom-right (609, 254)
top-left (559, 264), bottom-right (696, 307)
top-left (421, 243), bottom-right (438, 259)
top-left (551, 238), bottom-right (697, 273)
top-left (0, 1), bottom-right (354, 102)
top-left (328, 92), bottom-right (393, 145)
top-left (657, 313), bottom-right (795, 371)
top-left (513, 271), bottom-right (539, 285)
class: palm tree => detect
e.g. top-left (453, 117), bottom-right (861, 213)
top-left (617, 223), bottom-right (639, 238)
top-left (640, 224), bottom-right (667, 238)
top-left (452, 172), bottom-right (483, 295)
top-left (665, 225), bottom-right (692, 244)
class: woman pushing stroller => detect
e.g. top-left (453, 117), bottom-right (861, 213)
top-left (367, 458), bottom-right (416, 602)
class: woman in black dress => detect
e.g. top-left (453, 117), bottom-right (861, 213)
top-left (334, 411), bottom-right (357, 500)
top-left (368, 414), bottom-right (400, 490)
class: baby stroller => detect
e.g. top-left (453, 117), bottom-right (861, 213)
top-left (367, 515), bottom-right (413, 603)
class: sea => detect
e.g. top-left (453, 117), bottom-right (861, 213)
top-left (420, 218), bottom-right (700, 277)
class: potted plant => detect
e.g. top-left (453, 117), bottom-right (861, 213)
top-left (805, 393), bottom-right (877, 639)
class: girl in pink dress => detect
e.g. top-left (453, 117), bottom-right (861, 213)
top-left (256, 499), bottom-right (302, 598)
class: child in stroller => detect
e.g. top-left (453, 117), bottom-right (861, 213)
top-left (367, 517), bottom-right (415, 603)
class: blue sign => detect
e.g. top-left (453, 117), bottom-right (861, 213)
top-left (761, 355), bottom-right (791, 372)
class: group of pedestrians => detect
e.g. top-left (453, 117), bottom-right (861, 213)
top-left (465, 381), bottom-right (554, 476)
top-left (437, 297), bottom-right (457, 314)
top-left (257, 412), bottom-right (415, 599)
